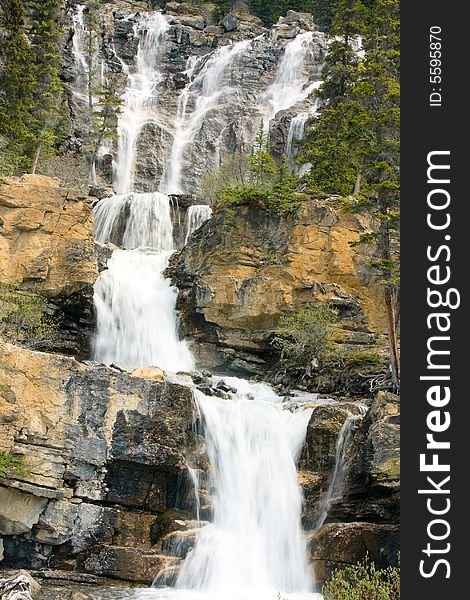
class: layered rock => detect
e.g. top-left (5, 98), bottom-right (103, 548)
top-left (302, 392), bottom-right (400, 586)
top-left (168, 199), bottom-right (386, 374)
top-left (0, 341), bottom-right (196, 582)
top-left (0, 176), bottom-right (98, 355)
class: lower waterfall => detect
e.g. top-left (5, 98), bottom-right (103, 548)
top-left (176, 382), bottom-right (313, 595)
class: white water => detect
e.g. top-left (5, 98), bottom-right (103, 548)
top-left (314, 413), bottom-right (359, 529)
top-left (92, 192), bottom-right (194, 371)
top-left (160, 40), bottom-right (251, 194)
top-left (71, 4), bottom-right (103, 106)
top-left (114, 12), bottom-right (170, 194)
top-left (90, 15), bottom-right (327, 598)
top-left (184, 205), bottom-right (212, 245)
top-left (149, 378), bottom-right (321, 599)
top-left (260, 33), bottom-right (319, 124)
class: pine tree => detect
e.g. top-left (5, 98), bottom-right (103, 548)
top-left (0, 0), bottom-right (36, 173)
top-left (29, 0), bottom-right (64, 174)
top-left (250, 120), bottom-right (276, 188)
top-left (300, 0), bottom-right (369, 195)
top-left (301, 0), bottom-right (400, 387)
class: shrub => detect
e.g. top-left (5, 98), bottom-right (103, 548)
top-left (322, 555), bottom-right (400, 600)
top-left (0, 283), bottom-right (56, 344)
top-left (273, 304), bottom-right (339, 367)
top-left (0, 452), bottom-right (29, 479)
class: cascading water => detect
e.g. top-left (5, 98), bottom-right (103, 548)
top-left (159, 40), bottom-right (252, 195)
top-left (260, 32), bottom-right (319, 124)
top-left (70, 4), bottom-right (103, 106)
top-left (114, 12), bottom-right (170, 194)
top-left (184, 205), bottom-right (212, 245)
top-left (90, 12), bottom-right (327, 598)
top-left (314, 413), bottom-right (360, 529)
top-left (176, 381), bottom-right (313, 596)
top-left (93, 192), bottom-right (194, 371)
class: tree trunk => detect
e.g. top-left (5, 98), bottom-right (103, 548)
top-left (353, 171), bottom-right (362, 195)
top-left (385, 287), bottom-right (400, 389)
top-left (30, 139), bottom-right (43, 175)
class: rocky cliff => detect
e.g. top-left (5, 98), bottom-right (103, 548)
top-left (0, 176), bottom-right (98, 356)
top-left (0, 340), bottom-right (196, 582)
top-left (168, 198), bottom-right (387, 378)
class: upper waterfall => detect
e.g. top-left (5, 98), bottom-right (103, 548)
top-left (114, 12), bottom-right (170, 194)
top-left (92, 192), bottom-right (194, 372)
top-left (260, 32), bottom-right (320, 124)
top-left (159, 39), bottom-right (252, 195)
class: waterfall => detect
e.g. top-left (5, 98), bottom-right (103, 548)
top-left (88, 14), bottom-right (328, 597)
top-left (260, 32), bottom-right (319, 124)
top-left (159, 40), bottom-right (252, 194)
top-left (154, 379), bottom-right (316, 597)
top-left (114, 12), bottom-right (170, 194)
top-left (71, 5), bottom-right (88, 86)
top-left (70, 4), bottom-right (103, 107)
top-left (314, 413), bottom-right (359, 529)
top-left (184, 205), bottom-right (212, 245)
top-left (92, 192), bottom-right (194, 372)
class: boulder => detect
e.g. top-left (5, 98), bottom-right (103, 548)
top-left (132, 367), bottom-right (165, 381)
top-left (308, 522), bottom-right (400, 586)
top-left (80, 545), bottom-right (179, 584)
top-left (221, 13), bottom-right (239, 32)
top-left (0, 488), bottom-right (48, 535)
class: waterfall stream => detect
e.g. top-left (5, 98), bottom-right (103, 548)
top-left (88, 10), bottom-right (329, 599)
top-left (159, 40), bottom-right (252, 194)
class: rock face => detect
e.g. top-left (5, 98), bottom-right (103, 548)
top-left (168, 199), bottom-right (386, 374)
top-left (0, 341), bottom-right (196, 581)
top-left (62, 2), bottom-right (325, 194)
top-left (0, 176), bottom-right (98, 355)
top-left (301, 393), bottom-right (400, 586)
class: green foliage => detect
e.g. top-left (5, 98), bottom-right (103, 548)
top-left (201, 152), bottom-right (251, 205)
top-left (0, 452), bottom-right (29, 478)
top-left (342, 350), bottom-right (382, 367)
top-left (0, 283), bottom-right (56, 344)
top-left (322, 554), bottom-right (400, 600)
top-left (0, 0), bottom-right (37, 172)
top-left (214, 123), bottom-right (304, 214)
top-left (301, 0), bottom-right (400, 385)
top-left (0, 0), bottom-right (66, 173)
top-left (260, 247), bottom-right (282, 265)
top-left (273, 304), bottom-right (339, 366)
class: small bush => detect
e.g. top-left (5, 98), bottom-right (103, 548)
top-left (273, 304), bottom-right (339, 367)
top-left (0, 283), bottom-right (56, 344)
top-left (343, 351), bottom-right (383, 368)
top-left (0, 452), bottom-right (29, 479)
top-left (322, 555), bottom-right (400, 600)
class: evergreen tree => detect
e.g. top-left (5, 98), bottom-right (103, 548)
top-left (29, 0), bottom-right (64, 173)
top-left (301, 0), bottom-right (400, 387)
top-left (250, 120), bottom-right (276, 187)
top-left (0, 0), bottom-right (36, 173)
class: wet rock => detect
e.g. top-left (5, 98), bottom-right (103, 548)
top-left (80, 545), bottom-right (179, 584)
top-left (0, 341), bottom-right (195, 570)
top-left (221, 13), bottom-right (239, 32)
top-left (308, 522), bottom-right (400, 587)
